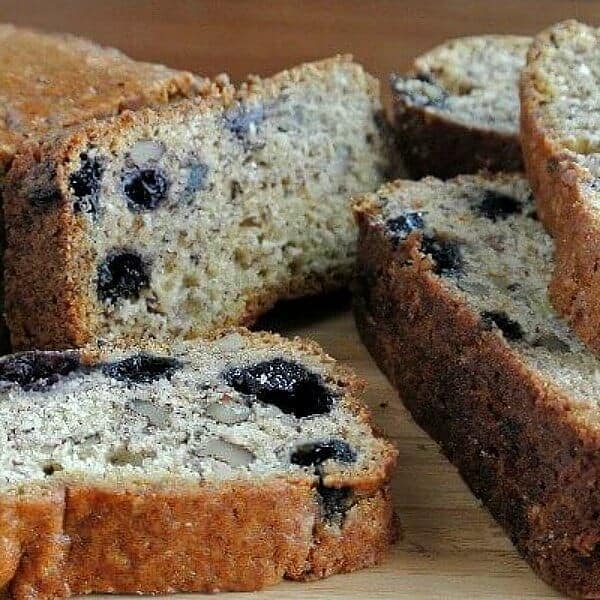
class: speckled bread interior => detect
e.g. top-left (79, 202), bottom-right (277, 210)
top-left (353, 173), bottom-right (600, 598)
top-left (0, 327), bottom-right (397, 598)
top-left (4, 55), bottom-right (393, 351)
top-left (520, 19), bottom-right (600, 356)
top-left (392, 35), bottom-right (530, 178)
top-left (0, 23), bottom-right (205, 354)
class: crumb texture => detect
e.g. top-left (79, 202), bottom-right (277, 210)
top-left (5, 57), bottom-right (391, 350)
top-left (0, 329), bottom-right (396, 597)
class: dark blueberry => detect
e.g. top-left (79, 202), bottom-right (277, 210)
top-left (97, 250), bottom-right (150, 304)
top-left (102, 352), bottom-right (182, 384)
top-left (421, 235), bottom-right (463, 275)
top-left (386, 211), bottom-right (425, 243)
top-left (481, 311), bottom-right (524, 341)
top-left (0, 351), bottom-right (80, 391)
top-left (317, 484), bottom-right (352, 522)
top-left (69, 153), bottom-right (104, 215)
top-left (29, 186), bottom-right (62, 207)
top-left (121, 167), bottom-right (170, 211)
top-left (223, 358), bottom-right (334, 418)
top-left (414, 72), bottom-right (435, 84)
top-left (291, 440), bottom-right (356, 467)
top-left (476, 190), bottom-right (523, 222)
top-left (225, 103), bottom-right (265, 146)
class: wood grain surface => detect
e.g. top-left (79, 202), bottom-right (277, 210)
top-left (4, 1), bottom-right (600, 598)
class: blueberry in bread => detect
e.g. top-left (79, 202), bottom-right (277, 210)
top-left (0, 23), bottom-right (206, 352)
top-left (353, 173), bottom-right (600, 598)
top-left (4, 55), bottom-right (394, 351)
top-left (0, 328), bottom-right (397, 598)
top-left (392, 35), bottom-right (530, 178)
top-left (521, 20), bottom-right (600, 356)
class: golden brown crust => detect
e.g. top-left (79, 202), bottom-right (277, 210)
top-left (0, 480), bottom-right (394, 598)
top-left (353, 206), bottom-right (600, 598)
top-left (520, 22), bottom-right (600, 356)
top-left (0, 477), bottom-right (395, 597)
top-left (0, 24), bottom-right (203, 167)
top-left (393, 102), bottom-right (523, 179)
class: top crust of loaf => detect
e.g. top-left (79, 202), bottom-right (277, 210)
top-left (520, 20), bottom-right (600, 355)
top-left (0, 23), bottom-right (204, 169)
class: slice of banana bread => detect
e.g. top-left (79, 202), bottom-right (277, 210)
top-left (0, 23), bottom-right (203, 168)
top-left (521, 20), bottom-right (600, 356)
top-left (0, 24), bottom-right (205, 353)
top-left (392, 35), bottom-right (530, 178)
top-left (353, 172), bottom-right (600, 598)
top-left (0, 327), bottom-right (397, 598)
top-left (4, 55), bottom-right (393, 351)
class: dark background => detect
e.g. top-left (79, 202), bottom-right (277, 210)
top-left (3, 0), bottom-right (599, 107)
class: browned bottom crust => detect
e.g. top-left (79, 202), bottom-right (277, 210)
top-left (520, 106), bottom-right (600, 357)
top-left (393, 104), bottom-right (523, 179)
top-left (0, 479), bottom-right (395, 599)
top-left (353, 216), bottom-right (600, 599)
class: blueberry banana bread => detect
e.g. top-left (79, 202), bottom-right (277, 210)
top-left (521, 20), bottom-right (600, 356)
top-left (0, 23), bottom-right (203, 169)
top-left (4, 55), bottom-right (393, 351)
top-left (0, 23), bottom-right (205, 353)
top-left (0, 327), bottom-right (397, 598)
top-left (392, 35), bottom-right (530, 178)
top-left (353, 173), bottom-right (600, 598)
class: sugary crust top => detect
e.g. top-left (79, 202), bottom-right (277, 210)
top-left (0, 24), bottom-right (204, 168)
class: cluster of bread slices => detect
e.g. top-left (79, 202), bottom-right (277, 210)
top-left (360, 19), bottom-right (600, 599)
top-left (0, 17), bottom-right (597, 600)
